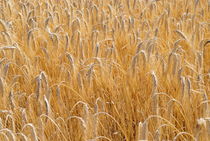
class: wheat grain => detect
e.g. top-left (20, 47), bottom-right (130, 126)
top-left (44, 95), bottom-right (51, 119)
top-left (175, 30), bottom-right (187, 41)
top-left (151, 71), bottom-right (158, 91)
top-left (5, 114), bottom-right (15, 132)
top-left (173, 132), bottom-right (196, 141)
top-left (138, 122), bottom-right (148, 140)
top-left (186, 77), bottom-right (191, 97)
top-left (0, 132), bottom-right (10, 141)
top-left (66, 116), bottom-right (86, 129)
top-left (0, 129), bottom-right (16, 141)
top-left (22, 123), bottom-right (38, 141)
top-left (16, 133), bottom-right (28, 141)
top-left (0, 19), bottom-right (7, 32)
top-left (0, 77), bottom-right (4, 96)
top-left (0, 118), bottom-right (2, 129)
top-left (21, 108), bottom-right (28, 125)
top-left (172, 53), bottom-right (178, 75)
top-left (9, 90), bottom-right (15, 110)
top-left (35, 75), bottom-right (41, 100)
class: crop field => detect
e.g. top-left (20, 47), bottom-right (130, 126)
top-left (0, 0), bottom-right (209, 140)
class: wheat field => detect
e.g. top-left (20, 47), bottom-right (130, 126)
top-left (0, 0), bottom-right (209, 140)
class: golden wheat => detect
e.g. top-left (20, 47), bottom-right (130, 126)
top-left (0, 0), bottom-right (209, 140)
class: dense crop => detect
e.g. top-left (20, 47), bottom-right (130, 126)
top-left (0, 0), bottom-right (209, 140)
